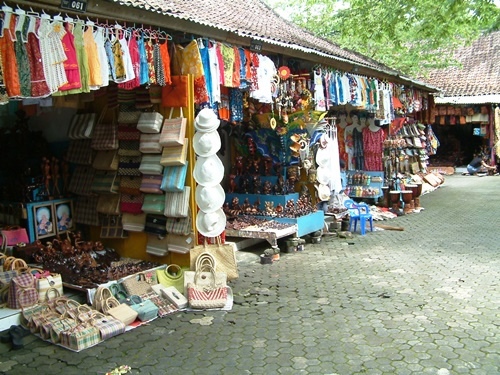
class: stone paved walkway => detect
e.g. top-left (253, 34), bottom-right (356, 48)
top-left (0, 174), bottom-right (499, 374)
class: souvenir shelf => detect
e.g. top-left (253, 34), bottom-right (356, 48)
top-left (344, 171), bottom-right (384, 199)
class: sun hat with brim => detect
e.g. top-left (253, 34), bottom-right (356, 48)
top-left (315, 183), bottom-right (331, 202)
top-left (195, 108), bottom-right (220, 133)
top-left (316, 166), bottom-right (330, 185)
top-left (193, 130), bottom-right (221, 157)
top-left (315, 146), bottom-right (331, 167)
top-left (196, 208), bottom-right (227, 238)
top-left (195, 184), bottom-right (225, 213)
top-left (193, 154), bottom-right (224, 187)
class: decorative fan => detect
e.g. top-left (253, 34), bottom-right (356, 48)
top-left (278, 66), bottom-right (291, 80)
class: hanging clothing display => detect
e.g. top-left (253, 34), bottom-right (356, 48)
top-left (362, 125), bottom-right (385, 171)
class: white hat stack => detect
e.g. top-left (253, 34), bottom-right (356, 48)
top-left (193, 108), bottom-right (226, 238)
top-left (315, 133), bottom-right (333, 202)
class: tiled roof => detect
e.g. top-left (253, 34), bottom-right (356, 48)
top-left (425, 31), bottom-right (500, 97)
top-left (110, 0), bottom-right (399, 74)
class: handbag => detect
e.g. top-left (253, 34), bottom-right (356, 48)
top-left (159, 116), bottom-right (187, 147)
top-left (8, 272), bottom-right (39, 309)
top-left (129, 297), bottom-right (159, 322)
top-left (0, 226), bottom-right (29, 248)
top-left (161, 163), bottom-right (188, 193)
top-left (140, 174), bottom-right (163, 194)
top-left (66, 139), bottom-right (94, 165)
top-left (117, 124), bottom-right (141, 141)
top-left (166, 233), bottom-right (195, 254)
top-left (121, 213), bottom-right (146, 232)
top-left (118, 156), bottom-right (142, 176)
top-left (68, 166), bottom-right (96, 196)
top-left (186, 266), bottom-right (228, 309)
top-left (119, 176), bottom-right (142, 195)
top-left (91, 311), bottom-right (126, 340)
top-left (189, 238), bottom-right (239, 281)
top-left (36, 273), bottom-right (64, 303)
top-left (146, 235), bottom-right (169, 257)
top-left (144, 214), bottom-right (168, 236)
top-left (121, 271), bottom-right (157, 296)
top-left (120, 194), bottom-right (145, 215)
top-left (160, 139), bottom-right (188, 166)
top-left (165, 213), bottom-right (192, 236)
top-left (91, 107), bottom-right (119, 151)
top-left (139, 134), bottom-right (162, 153)
top-left (102, 298), bottom-right (138, 326)
top-left (156, 264), bottom-right (184, 292)
top-left (91, 170), bottom-right (120, 194)
top-left (92, 150), bottom-right (119, 171)
top-left (74, 195), bottom-right (100, 226)
top-left (67, 112), bottom-right (96, 140)
top-left (97, 193), bottom-right (121, 215)
top-left (137, 112), bottom-right (164, 134)
top-left (49, 316), bottom-right (79, 343)
top-left (139, 155), bottom-right (164, 175)
top-left (117, 140), bottom-right (141, 156)
top-left (60, 322), bottom-right (101, 351)
top-left (117, 106), bottom-right (142, 124)
top-left (92, 286), bottom-right (114, 313)
top-left (147, 293), bottom-right (179, 317)
top-left (99, 215), bottom-right (128, 239)
top-left (161, 75), bottom-right (188, 108)
top-left (163, 187), bottom-right (190, 218)
top-left (141, 194), bottom-right (166, 215)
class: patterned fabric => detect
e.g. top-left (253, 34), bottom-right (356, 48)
top-left (160, 139), bottom-right (188, 167)
top-left (160, 163), bottom-right (188, 192)
top-left (8, 273), bottom-right (38, 309)
top-left (91, 171), bottom-right (120, 194)
top-left (118, 124), bottom-right (141, 141)
top-left (178, 40), bottom-right (209, 104)
top-left (74, 195), bottom-right (100, 226)
top-left (118, 156), bottom-right (142, 176)
top-left (139, 155), bottom-right (163, 175)
top-left (122, 213), bottom-right (146, 232)
top-left (92, 150), bottom-right (119, 171)
top-left (144, 214), bottom-right (167, 236)
top-left (14, 30), bottom-right (31, 97)
top-left (99, 214), bottom-right (128, 239)
top-left (163, 186), bottom-right (190, 218)
top-left (0, 17), bottom-right (22, 97)
top-left (159, 117), bottom-right (187, 147)
top-left (66, 140), bottom-right (94, 165)
top-left (137, 112), bottom-right (164, 134)
top-left (119, 176), bottom-right (142, 196)
top-left (140, 174), bottom-right (163, 194)
top-left (120, 193), bottom-right (145, 215)
top-left (26, 19), bottom-right (51, 97)
top-left (141, 194), bottom-right (166, 215)
top-left (60, 324), bottom-right (101, 351)
top-left (144, 294), bottom-right (178, 318)
top-left (165, 211), bottom-right (192, 235)
top-left (139, 134), bottom-right (162, 153)
top-left (117, 141), bottom-right (141, 156)
top-left (91, 112), bottom-right (118, 151)
top-left (68, 166), bottom-right (95, 196)
top-left (92, 314), bottom-right (126, 340)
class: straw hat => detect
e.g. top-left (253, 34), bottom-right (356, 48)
top-left (193, 155), bottom-right (224, 187)
top-left (193, 130), bottom-right (221, 157)
top-left (315, 184), bottom-right (331, 202)
top-left (196, 208), bottom-right (227, 237)
top-left (195, 108), bottom-right (220, 133)
top-left (316, 165), bottom-right (330, 185)
top-left (195, 184), bottom-right (225, 213)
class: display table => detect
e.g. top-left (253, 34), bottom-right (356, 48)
top-left (225, 222), bottom-right (298, 248)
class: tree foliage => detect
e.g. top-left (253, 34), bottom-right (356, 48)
top-left (265, 0), bottom-right (500, 76)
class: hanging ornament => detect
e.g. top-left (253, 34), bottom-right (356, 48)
top-left (278, 66), bottom-right (291, 80)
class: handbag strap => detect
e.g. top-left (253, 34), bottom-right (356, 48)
top-left (194, 265), bottom-right (217, 290)
top-left (168, 107), bottom-right (184, 119)
top-left (164, 264), bottom-right (182, 280)
top-left (195, 252), bottom-right (216, 272)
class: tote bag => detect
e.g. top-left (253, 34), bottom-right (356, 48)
top-left (163, 187), bottom-right (190, 218)
top-left (160, 163), bottom-right (188, 193)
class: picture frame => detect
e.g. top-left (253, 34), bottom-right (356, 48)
top-left (32, 202), bottom-right (56, 240)
top-left (54, 200), bottom-right (75, 235)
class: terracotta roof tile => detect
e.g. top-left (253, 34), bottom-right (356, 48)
top-left (425, 31), bottom-right (500, 97)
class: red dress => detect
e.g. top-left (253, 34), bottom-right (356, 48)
top-left (26, 28), bottom-right (51, 97)
top-left (58, 23), bottom-right (82, 91)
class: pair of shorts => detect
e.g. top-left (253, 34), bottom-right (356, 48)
top-left (467, 164), bottom-right (480, 174)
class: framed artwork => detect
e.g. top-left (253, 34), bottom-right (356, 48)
top-left (32, 203), bottom-right (56, 240)
top-left (54, 200), bottom-right (74, 235)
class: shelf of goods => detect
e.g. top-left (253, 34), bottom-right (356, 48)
top-left (225, 191), bottom-right (325, 244)
top-left (344, 171), bottom-right (384, 199)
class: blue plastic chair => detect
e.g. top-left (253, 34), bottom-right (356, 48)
top-left (344, 199), bottom-right (374, 235)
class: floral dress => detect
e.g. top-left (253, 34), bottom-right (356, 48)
top-left (0, 14), bottom-right (21, 97)
top-left (14, 15), bottom-right (31, 97)
top-left (25, 16), bottom-right (50, 97)
top-left (178, 40), bottom-right (209, 105)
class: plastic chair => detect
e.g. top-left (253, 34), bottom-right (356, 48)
top-left (344, 200), bottom-right (374, 235)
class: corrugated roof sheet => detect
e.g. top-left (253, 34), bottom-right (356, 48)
top-left (425, 31), bottom-right (500, 98)
top-left (111, 0), bottom-right (399, 74)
